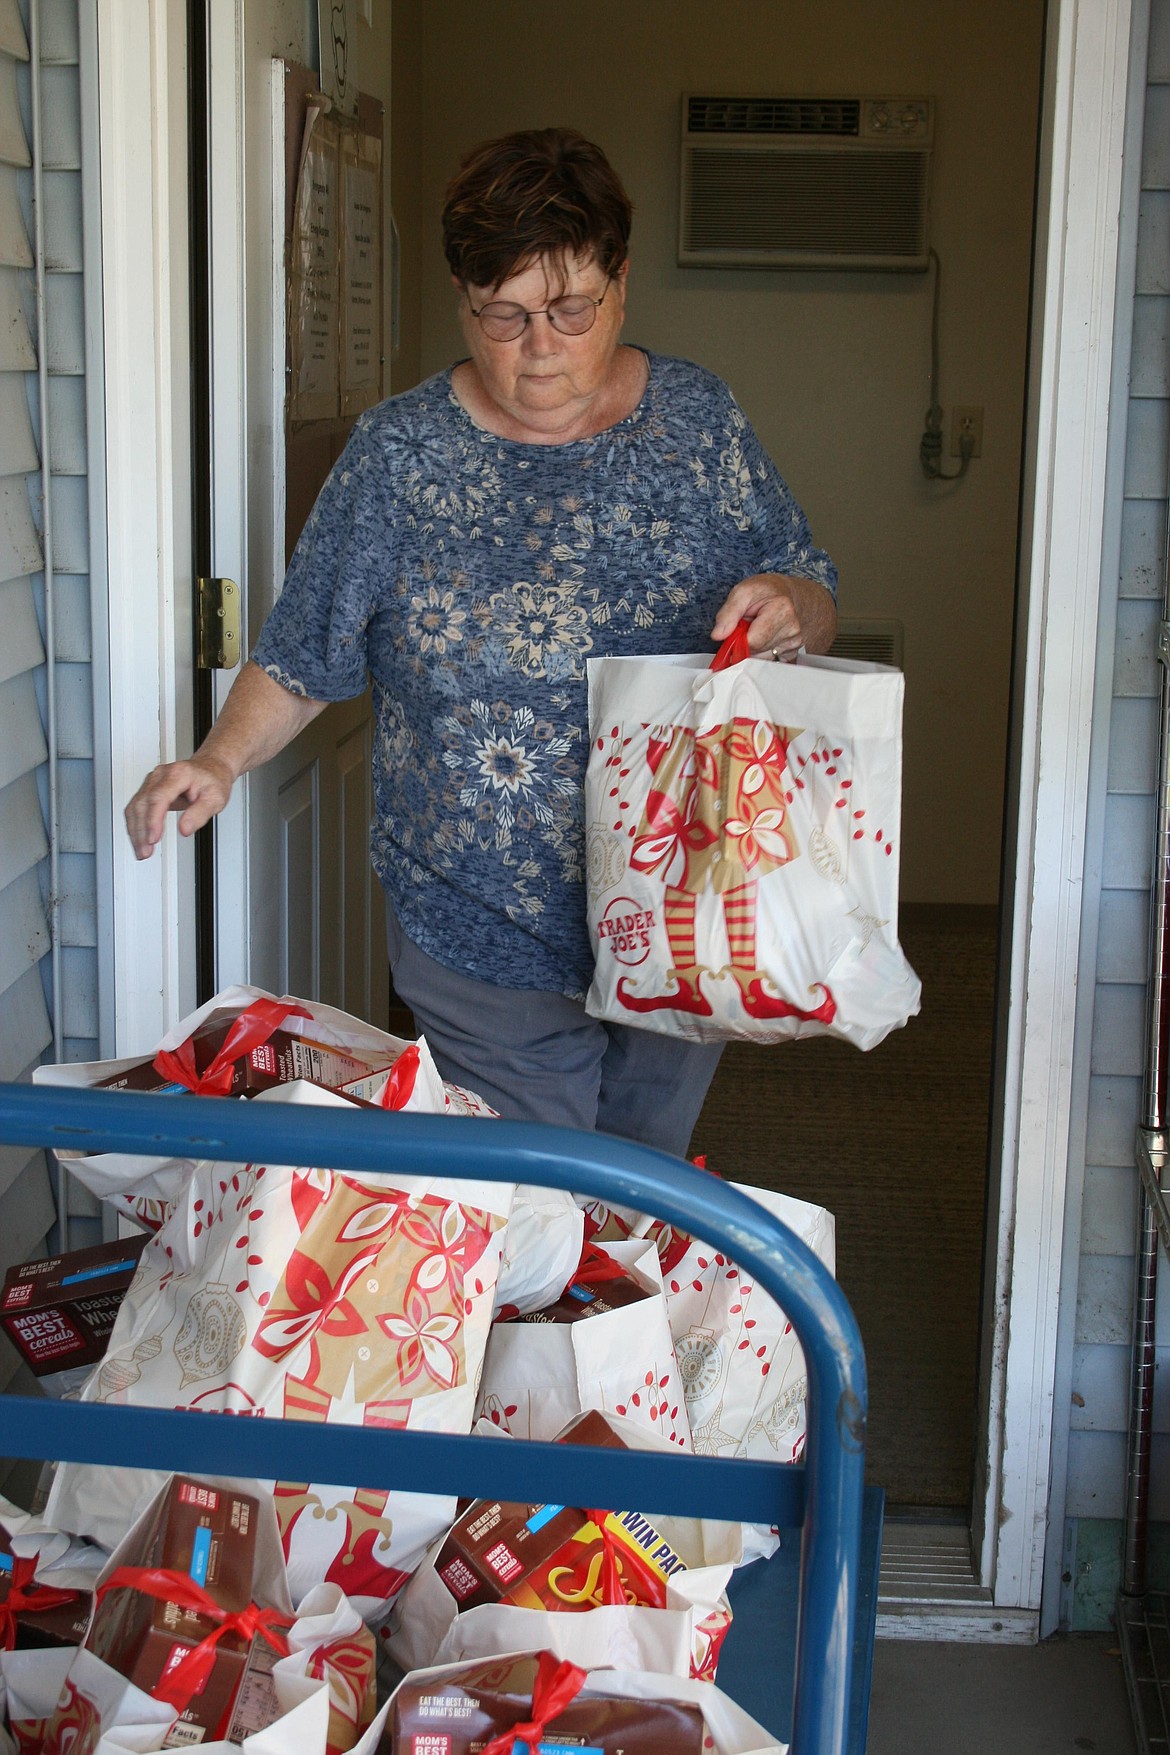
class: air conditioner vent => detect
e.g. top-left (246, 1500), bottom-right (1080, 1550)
top-left (685, 149), bottom-right (929, 258)
top-left (687, 95), bottom-right (861, 137)
top-left (680, 94), bottom-right (933, 271)
top-left (830, 618), bottom-right (904, 669)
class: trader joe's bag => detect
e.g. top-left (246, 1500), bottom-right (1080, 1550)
top-left (3, 1644), bottom-right (175, 1755)
top-left (474, 1239), bottom-right (692, 1452)
top-left (578, 1184), bottom-right (833, 1463)
top-left (647, 1186), bottom-right (835, 1466)
top-left (576, 1182), bottom-right (834, 1562)
top-left (385, 1437), bottom-right (739, 1681)
top-left (31, 985), bottom-right (492, 1226)
top-left (384, 1654), bottom-right (783, 1755)
top-left (5, 1639), bottom-right (360, 1755)
top-left (584, 643), bottom-right (920, 1047)
top-left (14, 1479), bottom-right (375, 1755)
top-left (0, 1516), bottom-right (381, 1755)
top-left (47, 1083), bottom-right (514, 1614)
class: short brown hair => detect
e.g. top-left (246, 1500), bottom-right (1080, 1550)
top-left (442, 127), bottom-right (632, 290)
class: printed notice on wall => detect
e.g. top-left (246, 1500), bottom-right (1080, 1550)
top-left (317, 0), bottom-right (359, 118)
top-left (341, 135), bottom-right (383, 416)
top-left (289, 108), bottom-right (341, 423)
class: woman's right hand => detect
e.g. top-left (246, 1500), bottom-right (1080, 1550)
top-left (124, 752), bottom-right (236, 860)
top-left (124, 660), bottom-right (329, 859)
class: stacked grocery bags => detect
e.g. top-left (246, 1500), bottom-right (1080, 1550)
top-left (0, 987), bottom-right (835, 1753)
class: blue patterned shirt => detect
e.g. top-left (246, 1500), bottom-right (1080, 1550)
top-left (251, 351), bottom-right (837, 998)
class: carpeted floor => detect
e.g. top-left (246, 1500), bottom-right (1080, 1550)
top-left (689, 905), bottom-right (998, 1509)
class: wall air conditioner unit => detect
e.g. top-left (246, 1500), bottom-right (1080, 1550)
top-left (679, 94), bottom-right (933, 271)
top-left (830, 618), bottom-right (904, 669)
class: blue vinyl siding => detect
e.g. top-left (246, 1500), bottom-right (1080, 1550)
top-left (0, 0), bottom-right (99, 1411)
top-left (1066, 0), bottom-right (1170, 1618)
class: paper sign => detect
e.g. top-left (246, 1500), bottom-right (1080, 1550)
top-left (290, 109), bottom-right (341, 422)
top-left (342, 135), bottom-right (383, 413)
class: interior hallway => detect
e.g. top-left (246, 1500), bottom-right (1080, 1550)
top-left (691, 903), bottom-right (994, 1509)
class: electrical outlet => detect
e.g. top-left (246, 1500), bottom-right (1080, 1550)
top-left (950, 405), bottom-right (984, 458)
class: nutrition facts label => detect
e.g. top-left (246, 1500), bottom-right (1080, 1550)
top-left (225, 1636), bottom-right (280, 1743)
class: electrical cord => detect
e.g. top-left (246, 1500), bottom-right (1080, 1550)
top-left (919, 248), bottom-right (974, 481)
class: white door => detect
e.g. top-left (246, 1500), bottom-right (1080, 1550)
top-left (204, 3), bottom-right (387, 1021)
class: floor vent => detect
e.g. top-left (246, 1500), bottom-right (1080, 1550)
top-left (830, 617), bottom-right (904, 669)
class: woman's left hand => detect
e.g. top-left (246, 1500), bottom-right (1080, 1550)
top-left (711, 572), bottom-right (837, 660)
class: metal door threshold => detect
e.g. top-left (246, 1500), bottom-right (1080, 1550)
top-left (877, 1518), bottom-right (1037, 1642)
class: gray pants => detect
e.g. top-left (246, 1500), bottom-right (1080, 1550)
top-left (385, 904), bottom-right (723, 1159)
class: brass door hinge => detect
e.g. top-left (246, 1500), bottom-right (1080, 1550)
top-left (196, 577), bottom-right (241, 670)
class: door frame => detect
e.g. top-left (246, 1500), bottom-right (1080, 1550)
top-left (93, 0), bottom-right (198, 1052)
top-left (968, 0), bottom-right (1136, 1623)
top-left (94, 0), bottom-right (1136, 1629)
top-left (202, 0), bottom-right (252, 988)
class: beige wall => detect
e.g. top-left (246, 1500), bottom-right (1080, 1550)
top-left (389, 0), bottom-right (1043, 904)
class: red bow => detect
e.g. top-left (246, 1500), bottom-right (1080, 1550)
top-left (95, 1567), bottom-right (292, 1713)
top-left (570, 1242), bottom-right (628, 1288)
top-left (152, 998), bottom-right (311, 1095)
top-left (0, 1554), bottom-right (81, 1651)
top-left (479, 1652), bottom-right (588, 1755)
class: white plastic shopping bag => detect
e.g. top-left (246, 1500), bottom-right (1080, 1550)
top-left (0, 1494), bottom-right (107, 1599)
top-left (21, 1481), bottom-right (377, 1755)
top-left (31, 986), bottom-right (490, 1226)
top-left (648, 1185), bottom-right (835, 1464)
top-left (584, 641), bottom-right (920, 1047)
top-left (15, 1644), bottom-right (177, 1755)
top-left (384, 1486), bottom-right (739, 1681)
top-left (272, 1584), bottom-right (377, 1754)
top-left (0, 1593), bottom-right (380, 1755)
top-left (576, 1180), bottom-right (835, 1562)
top-left (384, 1652), bottom-right (785, 1755)
top-left (493, 1184), bottom-right (584, 1318)
top-left (12, 1645), bottom-right (342, 1755)
top-left (474, 1239), bottom-right (691, 1451)
top-left (47, 1085), bottom-right (514, 1614)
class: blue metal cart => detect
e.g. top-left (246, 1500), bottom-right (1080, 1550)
top-left (0, 1082), bottom-right (883, 1754)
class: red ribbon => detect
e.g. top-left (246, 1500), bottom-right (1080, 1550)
top-left (377, 1043), bottom-right (421, 1109)
top-left (710, 617), bottom-right (755, 670)
top-left (569, 1242), bottom-right (628, 1289)
top-left (152, 998), bottom-right (312, 1095)
top-left (0, 1554), bottom-right (81, 1651)
top-left (585, 1512), bottom-right (627, 1607)
top-left (582, 1512), bottom-right (670, 1609)
top-left (479, 1652), bottom-right (589, 1755)
top-left (95, 1567), bottom-right (292, 1713)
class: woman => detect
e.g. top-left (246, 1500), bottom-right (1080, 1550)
top-left (125, 127), bottom-right (837, 1156)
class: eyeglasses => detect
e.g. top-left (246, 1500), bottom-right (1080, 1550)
top-left (466, 280), bottom-right (613, 342)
